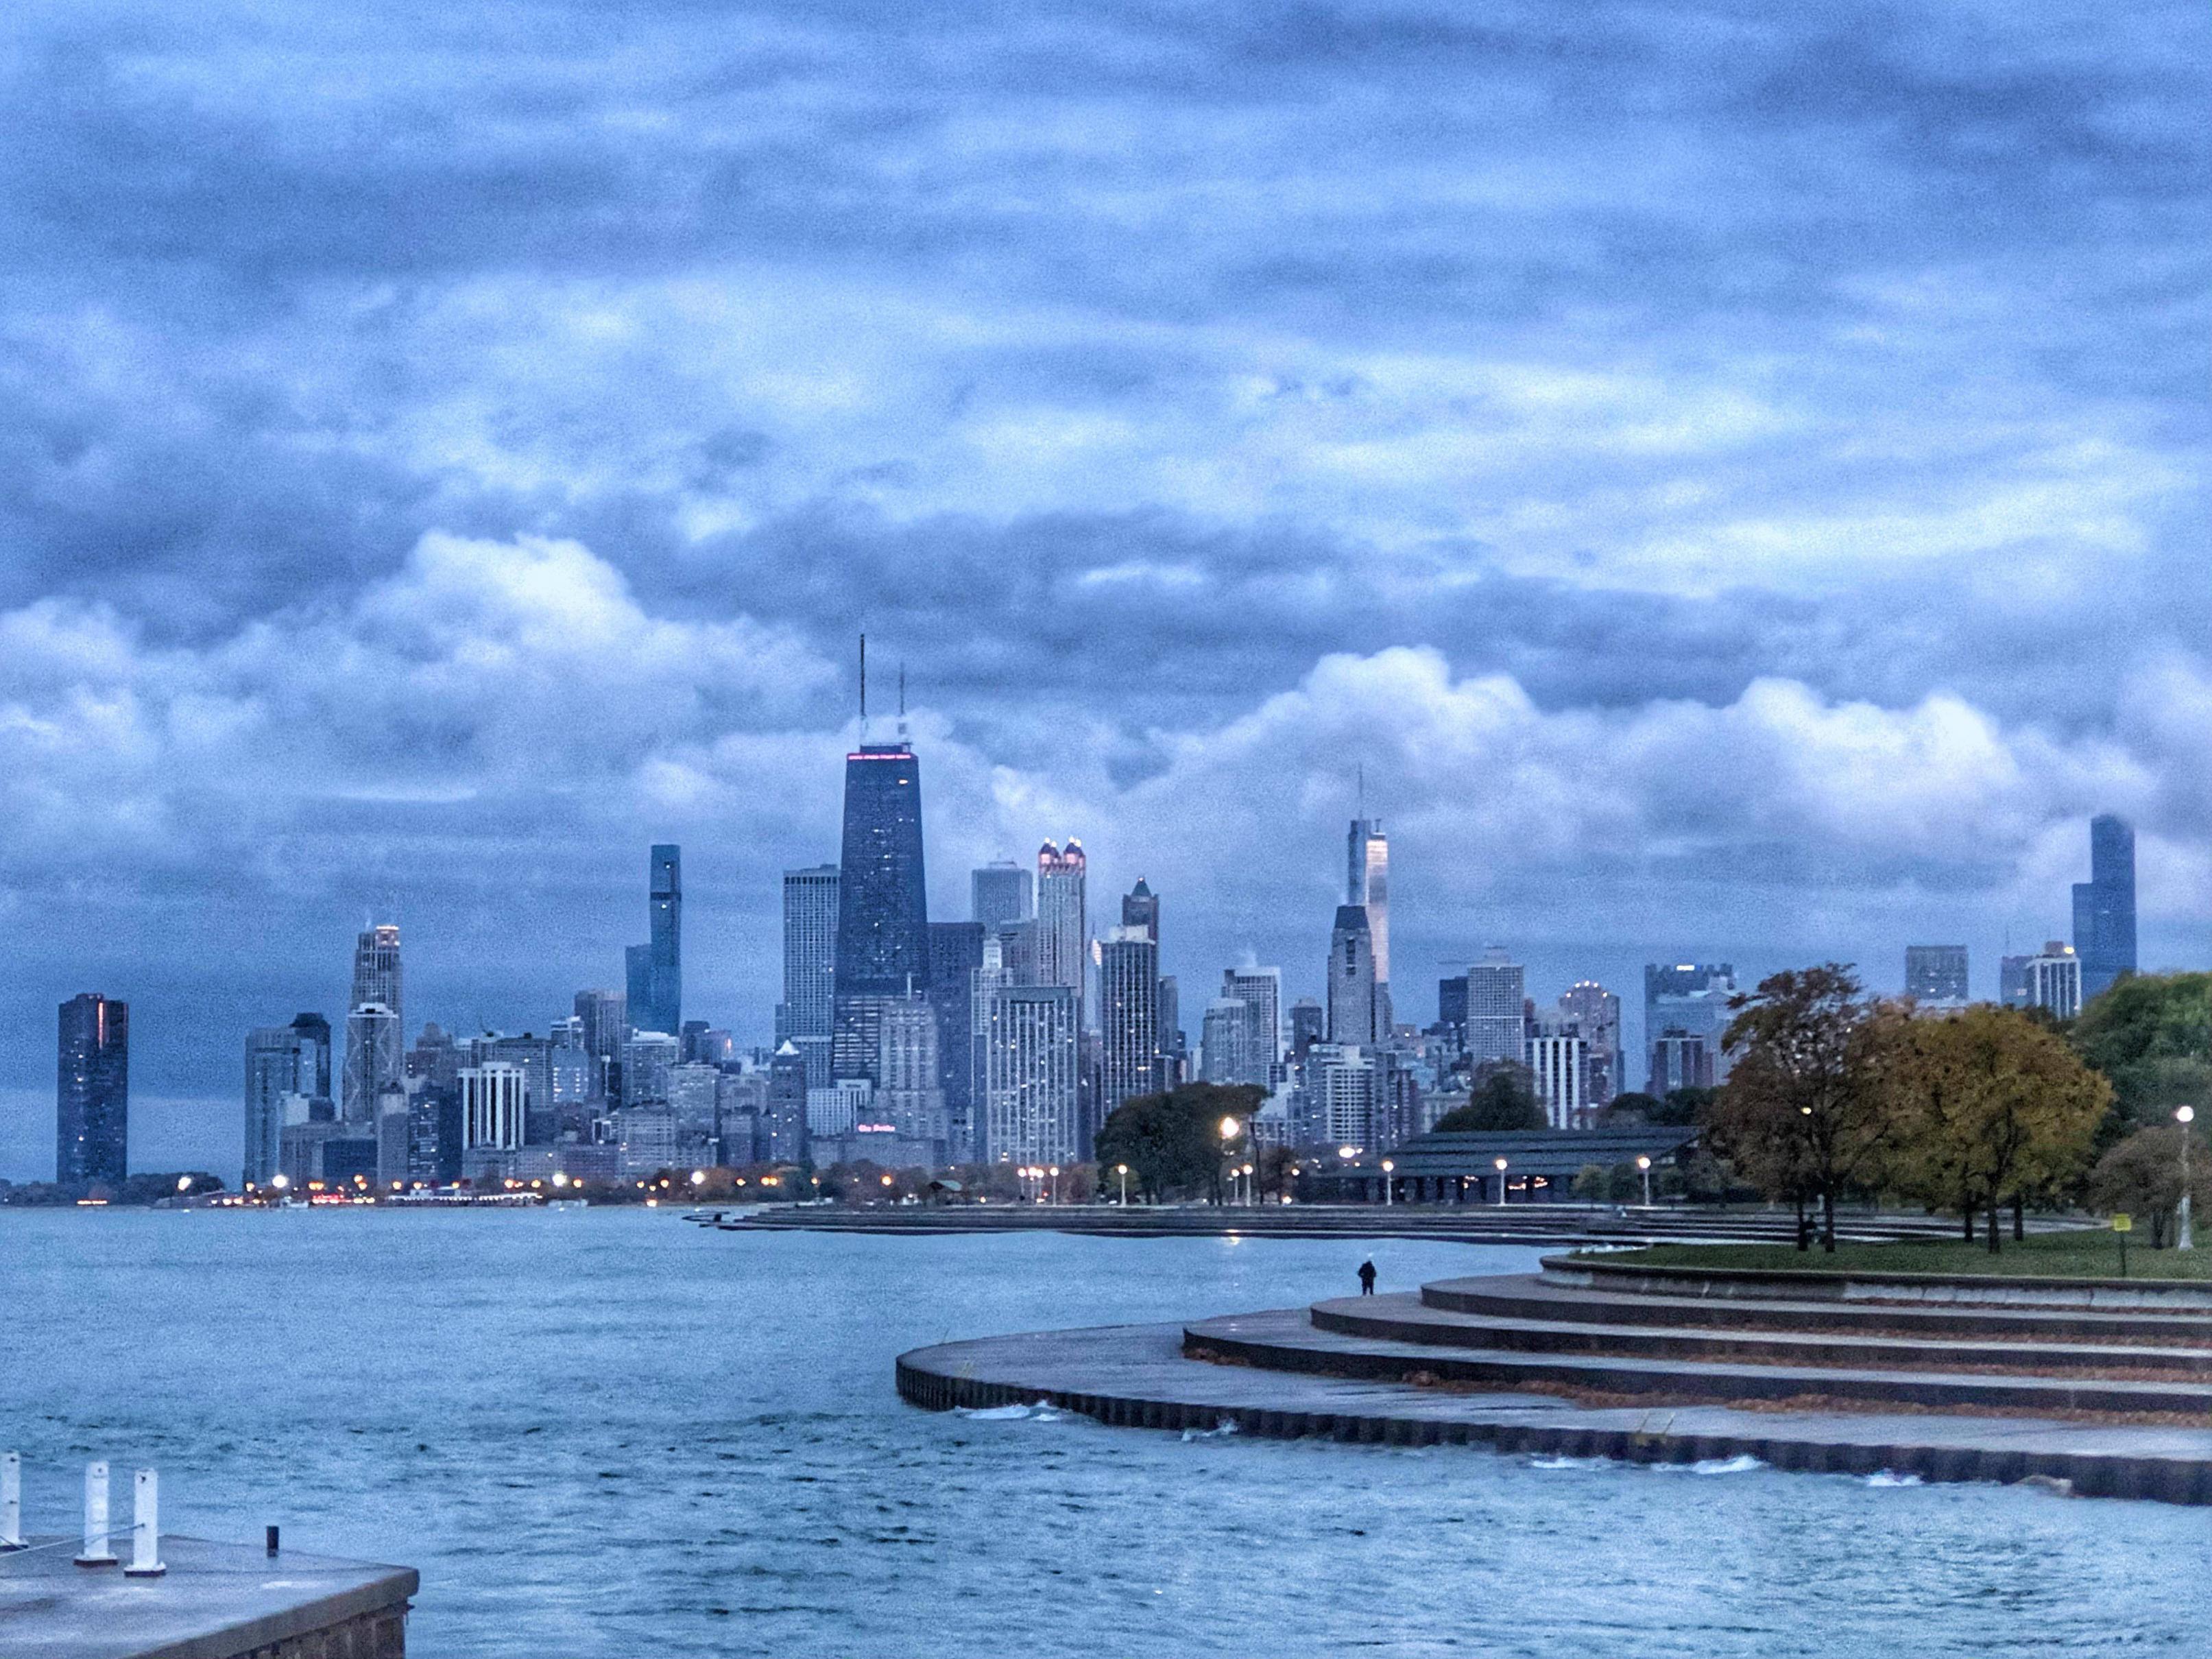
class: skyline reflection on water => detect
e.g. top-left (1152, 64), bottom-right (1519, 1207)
top-left (5, 1208), bottom-right (2203, 1656)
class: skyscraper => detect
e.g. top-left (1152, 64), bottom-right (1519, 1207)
top-left (1327, 905), bottom-right (1378, 1046)
top-left (779, 863), bottom-right (840, 1088)
top-left (1644, 962), bottom-right (1737, 1092)
top-left (1200, 999), bottom-right (1249, 1084)
top-left (1220, 966), bottom-right (1283, 1084)
top-left (1098, 909), bottom-right (1162, 1121)
top-left (1465, 948), bottom-right (1525, 1069)
top-left (571, 990), bottom-right (627, 1101)
top-left (1035, 841), bottom-right (1087, 992)
top-left (2071, 813), bottom-right (2137, 1003)
top-left (1525, 1010), bottom-right (1590, 1129)
top-left (928, 920), bottom-right (986, 1161)
top-left (626, 845), bottom-right (683, 1038)
top-left (972, 861), bottom-right (1033, 929)
top-left (341, 924), bottom-right (404, 1123)
top-left (980, 982), bottom-right (1081, 1165)
top-left (876, 993), bottom-right (946, 1151)
top-left (1904, 946), bottom-right (1970, 1007)
top-left (58, 992), bottom-right (128, 1189)
top-left (1347, 816), bottom-right (1390, 1029)
top-left (1556, 981), bottom-right (1622, 1108)
top-left (1288, 997), bottom-right (1326, 1055)
top-left (2008, 941), bottom-right (2082, 1021)
top-left (245, 1015), bottom-right (331, 1189)
top-left (765, 1042), bottom-right (810, 1162)
top-left (834, 739), bottom-right (930, 1079)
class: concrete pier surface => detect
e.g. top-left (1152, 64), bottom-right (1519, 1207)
top-left (897, 1275), bottom-right (2212, 1504)
top-left (0, 1535), bottom-right (416, 1659)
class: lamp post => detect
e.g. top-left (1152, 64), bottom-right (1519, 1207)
top-left (1242, 1162), bottom-right (1255, 1206)
top-left (2179, 1106), bottom-right (2197, 1252)
top-left (1380, 1158), bottom-right (1395, 1207)
top-left (1116, 1162), bottom-right (1129, 1206)
top-left (1494, 1156), bottom-right (1508, 1206)
top-left (1048, 1165), bottom-right (1059, 1206)
top-left (1637, 1154), bottom-right (1652, 1208)
top-left (1221, 1115), bottom-right (1240, 1206)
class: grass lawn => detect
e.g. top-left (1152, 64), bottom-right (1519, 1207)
top-left (1586, 1229), bottom-right (2212, 1281)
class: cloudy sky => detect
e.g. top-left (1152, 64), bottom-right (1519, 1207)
top-left (1, 0), bottom-right (2205, 1177)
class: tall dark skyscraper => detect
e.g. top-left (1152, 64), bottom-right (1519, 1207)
top-left (58, 992), bottom-right (129, 1189)
top-left (341, 924), bottom-right (404, 1123)
top-left (626, 844), bottom-right (683, 1036)
top-left (972, 861), bottom-right (1033, 928)
top-left (2071, 813), bottom-right (2137, 1003)
top-left (833, 739), bottom-right (930, 1078)
top-left (778, 863), bottom-right (839, 1089)
top-left (928, 921), bottom-right (985, 1161)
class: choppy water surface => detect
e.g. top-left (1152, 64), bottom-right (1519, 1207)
top-left (4, 1209), bottom-right (2203, 1656)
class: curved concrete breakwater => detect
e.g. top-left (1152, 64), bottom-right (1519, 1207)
top-left (896, 1258), bottom-right (2212, 1504)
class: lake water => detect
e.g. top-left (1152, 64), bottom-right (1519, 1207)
top-left (4, 1208), bottom-right (2204, 1656)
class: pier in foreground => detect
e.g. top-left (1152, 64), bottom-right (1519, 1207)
top-left (897, 1258), bottom-right (2212, 1504)
top-left (0, 1534), bottom-right (416, 1659)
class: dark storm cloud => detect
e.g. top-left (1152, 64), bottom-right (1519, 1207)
top-left (0, 0), bottom-right (2204, 1156)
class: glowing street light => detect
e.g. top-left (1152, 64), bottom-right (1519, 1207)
top-left (2178, 1106), bottom-right (2198, 1252)
top-left (1116, 1162), bottom-right (1129, 1206)
top-left (176, 1176), bottom-right (191, 1193)
top-left (1380, 1158), bottom-right (1395, 1208)
top-left (690, 1170), bottom-right (707, 1186)
top-left (1494, 1156), bottom-right (1508, 1206)
top-left (1637, 1154), bottom-right (1653, 1208)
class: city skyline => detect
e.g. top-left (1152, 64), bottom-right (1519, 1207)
top-left (0, 787), bottom-right (2169, 1180)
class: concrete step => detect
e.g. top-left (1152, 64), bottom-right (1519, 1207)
top-left (1312, 1294), bottom-right (2212, 1377)
top-left (1421, 1274), bottom-right (2212, 1343)
top-left (1183, 1311), bottom-right (2212, 1418)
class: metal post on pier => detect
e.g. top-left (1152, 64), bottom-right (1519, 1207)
top-left (1, 1451), bottom-right (22, 1549)
top-left (75, 1461), bottom-right (117, 1566)
top-left (125, 1469), bottom-right (165, 1577)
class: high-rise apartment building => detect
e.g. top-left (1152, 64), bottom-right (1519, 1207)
top-left (1219, 967), bottom-right (1283, 1085)
top-left (625, 845), bottom-right (682, 1038)
top-left (341, 924), bottom-right (404, 1123)
top-left (1436, 977), bottom-right (1469, 1049)
top-left (1644, 962), bottom-right (1737, 1092)
top-left (58, 992), bottom-right (128, 1188)
top-left (980, 982), bottom-right (1081, 1165)
top-left (1098, 918), bottom-right (1162, 1119)
top-left (2006, 941), bottom-right (2082, 1021)
top-left (779, 863), bottom-right (840, 1088)
top-left (877, 993), bottom-right (946, 1151)
top-left (1525, 1012), bottom-right (1590, 1130)
top-left (1464, 948), bottom-right (1526, 1069)
top-left (765, 1042), bottom-right (810, 1163)
top-left (2071, 813), bottom-right (2137, 1003)
top-left (1288, 997), bottom-right (1326, 1055)
top-left (1310, 1044), bottom-right (1380, 1150)
top-left (834, 741), bottom-right (930, 1079)
top-left (1035, 842), bottom-right (1087, 993)
top-left (244, 1015), bottom-right (331, 1189)
top-left (1905, 946), bottom-right (1970, 1007)
top-left (1200, 998), bottom-right (1250, 1084)
top-left (1347, 817), bottom-right (1390, 1029)
top-left (1327, 905), bottom-right (1378, 1046)
top-left (972, 861), bottom-right (1033, 929)
top-left (571, 990), bottom-right (627, 1100)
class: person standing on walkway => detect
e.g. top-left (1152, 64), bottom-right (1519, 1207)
top-left (1358, 1258), bottom-right (1378, 1296)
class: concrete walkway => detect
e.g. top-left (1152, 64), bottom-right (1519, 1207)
top-left (897, 1314), bottom-right (2212, 1503)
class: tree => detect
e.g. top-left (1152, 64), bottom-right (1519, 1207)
top-left (1094, 1084), bottom-right (1264, 1202)
top-left (2069, 972), bottom-right (2212, 1137)
top-left (2087, 1124), bottom-right (2212, 1248)
top-left (1600, 1091), bottom-right (1663, 1124)
top-left (1705, 964), bottom-right (1886, 1252)
top-left (1434, 1062), bottom-right (1546, 1132)
top-left (1873, 1003), bottom-right (2110, 1252)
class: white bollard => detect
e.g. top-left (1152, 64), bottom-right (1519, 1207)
top-left (1, 1451), bottom-right (21, 1549)
top-left (75, 1460), bottom-right (117, 1566)
top-left (124, 1469), bottom-right (165, 1577)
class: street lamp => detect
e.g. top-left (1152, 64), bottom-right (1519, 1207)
top-left (2178, 1106), bottom-right (2198, 1252)
top-left (1116, 1162), bottom-right (1129, 1205)
top-left (1221, 1117), bottom-right (1240, 1206)
top-left (1637, 1154), bottom-right (1652, 1208)
top-left (1242, 1162), bottom-right (1255, 1206)
top-left (1380, 1158), bottom-right (1395, 1207)
top-left (1048, 1165), bottom-right (1060, 1206)
top-left (1494, 1156), bottom-right (1508, 1206)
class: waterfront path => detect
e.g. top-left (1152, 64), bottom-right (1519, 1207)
top-left (898, 1299), bottom-right (2212, 1503)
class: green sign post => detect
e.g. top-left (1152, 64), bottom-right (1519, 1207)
top-left (2113, 1213), bottom-right (2132, 1278)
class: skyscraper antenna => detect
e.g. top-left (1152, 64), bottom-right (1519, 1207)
top-left (1357, 764), bottom-right (1365, 819)
top-left (898, 663), bottom-right (906, 718)
top-left (858, 634), bottom-right (867, 734)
